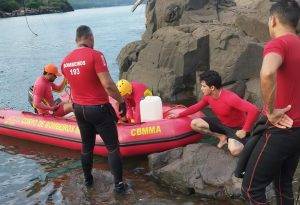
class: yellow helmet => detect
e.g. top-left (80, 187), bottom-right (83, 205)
top-left (116, 79), bottom-right (133, 96)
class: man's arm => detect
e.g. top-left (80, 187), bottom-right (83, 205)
top-left (178, 98), bottom-right (208, 117)
top-left (51, 78), bottom-right (67, 93)
top-left (260, 53), bottom-right (293, 128)
top-left (33, 95), bottom-right (57, 111)
top-left (260, 53), bottom-right (282, 113)
top-left (226, 93), bottom-right (260, 135)
top-left (97, 72), bottom-right (124, 103)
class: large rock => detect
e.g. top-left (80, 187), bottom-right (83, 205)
top-left (117, 41), bottom-right (146, 75)
top-left (119, 0), bottom-right (300, 106)
top-left (235, 14), bottom-right (270, 43)
top-left (143, 0), bottom-right (210, 37)
top-left (149, 143), bottom-right (242, 198)
top-left (209, 25), bottom-right (264, 83)
top-left (234, 0), bottom-right (272, 42)
top-left (119, 25), bottom-right (210, 103)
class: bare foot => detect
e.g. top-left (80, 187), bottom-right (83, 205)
top-left (217, 135), bottom-right (228, 148)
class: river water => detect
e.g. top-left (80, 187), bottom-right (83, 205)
top-left (0, 5), bottom-right (299, 205)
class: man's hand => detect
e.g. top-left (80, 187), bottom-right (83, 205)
top-left (50, 104), bottom-right (59, 111)
top-left (235, 129), bottom-right (247, 139)
top-left (119, 102), bottom-right (127, 117)
top-left (167, 113), bottom-right (180, 119)
top-left (267, 105), bottom-right (293, 129)
top-left (120, 116), bottom-right (128, 123)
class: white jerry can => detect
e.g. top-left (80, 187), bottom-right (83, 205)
top-left (140, 96), bottom-right (163, 122)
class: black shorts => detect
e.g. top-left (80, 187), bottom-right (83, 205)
top-left (202, 116), bottom-right (249, 145)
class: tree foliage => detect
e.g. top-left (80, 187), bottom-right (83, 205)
top-left (0, 0), bottom-right (72, 12)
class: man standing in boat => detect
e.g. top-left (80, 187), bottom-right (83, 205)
top-left (33, 63), bottom-right (73, 117)
top-left (170, 70), bottom-right (259, 156)
top-left (242, 1), bottom-right (300, 204)
top-left (116, 79), bottom-right (152, 123)
top-left (61, 25), bottom-right (128, 193)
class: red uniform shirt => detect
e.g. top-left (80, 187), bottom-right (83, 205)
top-left (263, 34), bottom-right (300, 127)
top-left (61, 47), bottom-right (109, 105)
top-left (125, 81), bottom-right (148, 123)
top-left (33, 76), bottom-right (59, 114)
top-left (179, 89), bottom-right (259, 132)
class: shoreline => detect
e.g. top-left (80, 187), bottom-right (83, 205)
top-left (0, 4), bottom-right (144, 19)
top-left (0, 7), bottom-right (74, 19)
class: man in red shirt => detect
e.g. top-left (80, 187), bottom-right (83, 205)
top-left (61, 25), bottom-right (127, 193)
top-left (171, 70), bottom-right (259, 156)
top-left (33, 64), bottom-right (73, 117)
top-left (116, 79), bottom-right (152, 123)
top-left (242, 2), bottom-right (300, 204)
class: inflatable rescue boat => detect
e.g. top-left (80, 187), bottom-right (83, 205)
top-left (0, 106), bottom-right (204, 156)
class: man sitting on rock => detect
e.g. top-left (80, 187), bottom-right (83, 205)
top-left (33, 64), bottom-right (73, 117)
top-left (170, 70), bottom-right (259, 156)
top-left (116, 79), bottom-right (152, 123)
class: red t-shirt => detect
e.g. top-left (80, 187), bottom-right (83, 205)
top-left (61, 47), bottom-right (109, 105)
top-left (263, 34), bottom-right (300, 127)
top-left (33, 76), bottom-right (59, 114)
top-left (125, 81), bottom-right (148, 123)
top-left (178, 89), bottom-right (259, 132)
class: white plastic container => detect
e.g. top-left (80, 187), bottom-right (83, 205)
top-left (140, 96), bottom-right (163, 122)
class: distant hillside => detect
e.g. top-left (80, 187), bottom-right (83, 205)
top-left (0, 0), bottom-right (73, 12)
top-left (68, 0), bottom-right (134, 9)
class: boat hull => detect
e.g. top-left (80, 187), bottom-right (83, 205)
top-left (0, 108), bottom-right (203, 156)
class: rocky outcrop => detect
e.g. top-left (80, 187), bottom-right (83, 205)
top-left (208, 25), bottom-right (263, 83)
top-left (148, 143), bottom-right (242, 198)
top-left (120, 25), bottom-right (209, 102)
top-left (117, 0), bottom-right (279, 106)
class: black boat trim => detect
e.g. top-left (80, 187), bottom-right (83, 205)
top-left (0, 124), bottom-right (200, 147)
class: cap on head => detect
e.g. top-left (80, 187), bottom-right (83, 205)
top-left (116, 79), bottom-right (133, 96)
top-left (44, 64), bottom-right (61, 76)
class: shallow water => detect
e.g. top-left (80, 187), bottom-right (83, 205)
top-left (0, 136), bottom-right (246, 205)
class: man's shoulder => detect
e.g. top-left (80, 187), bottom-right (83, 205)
top-left (264, 34), bottom-right (299, 49)
top-left (265, 37), bottom-right (285, 48)
top-left (34, 76), bottom-right (49, 90)
top-left (132, 81), bottom-right (145, 87)
top-left (221, 89), bottom-right (241, 100)
top-left (34, 76), bottom-right (45, 85)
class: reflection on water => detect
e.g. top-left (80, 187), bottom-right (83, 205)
top-left (0, 136), bottom-right (247, 205)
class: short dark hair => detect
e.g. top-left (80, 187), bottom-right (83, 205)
top-left (199, 70), bottom-right (222, 89)
top-left (76, 25), bottom-right (93, 39)
top-left (270, 0), bottom-right (300, 28)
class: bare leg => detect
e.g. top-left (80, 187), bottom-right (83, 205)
top-left (191, 118), bottom-right (228, 148)
top-left (228, 138), bottom-right (244, 156)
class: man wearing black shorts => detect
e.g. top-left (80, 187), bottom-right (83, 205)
top-left (171, 70), bottom-right (259, 156)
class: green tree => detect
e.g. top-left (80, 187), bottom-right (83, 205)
top-left (26, 0), bottom-right (44, 9)
top-left (0, 0), bottom-right (20, 12)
